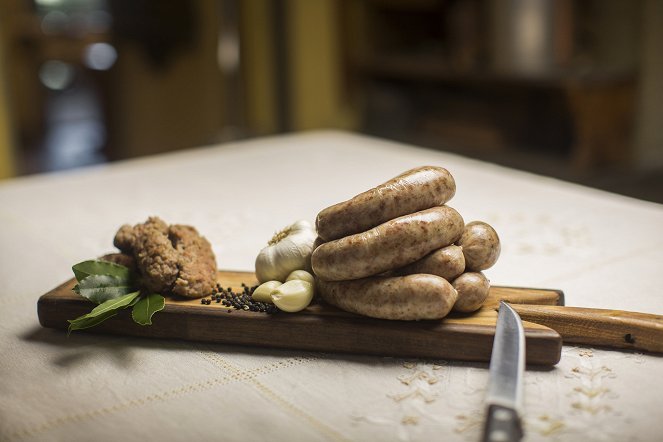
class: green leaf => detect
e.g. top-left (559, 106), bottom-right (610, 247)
top-left (131, 294), bottom-right (165, 326)
top-left (76, 275), bottom-right (135, 304)
top-left (67, 291), bottom-right (141, 335)
top-left (128, 295), bottom-right (142, 307)
top-left (67, 310), bottom-right (119, 335)
top-left (86, 290), bottom-right (140, 316)
top-left (72, 260), bottom-right (131, 282)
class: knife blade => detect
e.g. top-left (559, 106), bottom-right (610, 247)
top-left (481, 301), bottom-right (525, 442)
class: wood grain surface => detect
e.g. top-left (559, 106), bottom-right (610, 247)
top-left (38, 270), bottom-right (564, 365)
top-left (512, 304), bottom-right (663, 353)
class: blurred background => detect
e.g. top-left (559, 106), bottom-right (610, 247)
top-left (0, 0), bottom-right (662, 202)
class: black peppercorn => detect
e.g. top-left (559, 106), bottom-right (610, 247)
top-left (198, 282), bottom-right (279, 314)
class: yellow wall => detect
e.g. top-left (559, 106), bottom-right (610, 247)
top-left (110, 1), bottom-right (224, 158)
top-left (241, 0), bottom-right (278, 135)
top-left (286, 0), bottom-right (343, 130)
top-left (241, 0), bottom-right (357, 134)
top-left (0, 31), bottom-right (14, 179)
top-left (634, 0), bottom-right (663, 170)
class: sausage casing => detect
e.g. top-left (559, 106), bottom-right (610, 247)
top-left (452, 271), bottom-right (490, 313)
top-left (312, 206), bottom-right (464, 281)
top-left (318, 274), bottom-right (458, 320)
top-left (398, 244), bottom-right (465, 281)
top-left (457, 221), bottom-right (500, 271)
top-left (316, 166), bottom-right (456, 241)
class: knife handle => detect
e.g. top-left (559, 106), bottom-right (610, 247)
top-left (511, 305), bottom-right (663, 353)
top-left (482, 404), bottom-right (523, 442)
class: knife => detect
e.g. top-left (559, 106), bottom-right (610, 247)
top-left (481, 301), bottom-right (525, 442)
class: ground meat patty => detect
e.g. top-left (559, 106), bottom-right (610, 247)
top-left (113, 217), bottom-right (217, 298)
top-left (169, 225), bottom-right (218, 298)
top-left (100, 252), bottom-right (137, 272)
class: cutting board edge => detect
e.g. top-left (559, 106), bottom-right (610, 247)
top-left (37, 274), bottom-right (564, 366)
top-left (37, 296), bottom-right (562, 366)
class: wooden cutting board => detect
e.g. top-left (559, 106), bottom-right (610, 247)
top-left (38, 270), bottom-right (563, 365)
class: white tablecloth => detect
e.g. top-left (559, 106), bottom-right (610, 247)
top-left (1, 131), bottom-right (662, 441)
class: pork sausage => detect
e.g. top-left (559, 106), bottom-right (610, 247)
top-left (456, 221), bottom-right (500, 271)
top-left (452, 272), bottom-right (490, 313)
top-left (398, 244), bottom-right (465, 281)
top-left (318, 274), bottom-right (458, 320)
top-left (312, 206), bottom-right (464, 281)
top-left (316, 166), bottom-right (456, 241)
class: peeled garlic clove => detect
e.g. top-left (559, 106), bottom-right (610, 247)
top-left (251, 280), bottom-right (282, 303)
top-left (285, 269), bottom-right (315, 287)
top-left (271, 280), bottom-right (314, 312)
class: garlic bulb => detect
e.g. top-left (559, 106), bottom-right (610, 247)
top-left (255, 220), bottom-right (317, 283)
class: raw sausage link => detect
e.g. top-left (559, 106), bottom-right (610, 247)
top-left (456, 221), bottom-right (501, 271)
top-left (452, 272), bottom-right (490, 313)
top-left (312, 206), bottom-right (464, 281)
top-left (398, 244), bottom-right (465, 281)
top-left (318, 274), bottom-right (458, 320)
top-left (316, 166), bottom-right (456, 241)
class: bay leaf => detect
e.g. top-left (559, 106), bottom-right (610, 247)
top-left (67, 310), bottom-right (118, 335)
top-left (77, 275), bottom-right (134, 304)
top-left (72, 260), bottom-right (131, 282)
top-left (87, 290), bottom-right (141, 316)
top-left (67, 291), bottom-right (140, 335)
top-left (131, 294), bottom-right (166, 326)
top-left (128, 295), bottom-right (142, 307)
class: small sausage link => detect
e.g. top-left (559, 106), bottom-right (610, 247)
top-left (316, 166), bottom-right (456, 241)
top-left (398, 244), bottom-right (465, 281)
top-left (456, 221), bottom-right (500, 271)
top-left (452, 272), bottom-right (490, 313)
top-left (312, 206), bottom-right (464, 281)
top-left (312, 236), bottom-right (326, 251)
top-left (318, 274), bottom-right (458, 320)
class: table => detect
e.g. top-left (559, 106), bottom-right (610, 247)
top-left (1, 131), bottom-right (661, 441)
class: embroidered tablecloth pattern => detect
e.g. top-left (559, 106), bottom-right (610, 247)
top-left (1, 131), bottom-right (661, 441)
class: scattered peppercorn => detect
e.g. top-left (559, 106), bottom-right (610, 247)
top-left (200, 283), bottom-right (279, 314)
